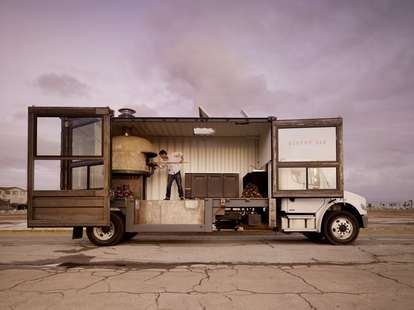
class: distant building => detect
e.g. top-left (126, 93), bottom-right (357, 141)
top-left (368, 200), bottom-right (413, 209)
top-left (0, 198), bottom-right (10, 210)
top-left (0, 186), bottom-right (27, 210)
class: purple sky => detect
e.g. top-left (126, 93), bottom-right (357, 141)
top-left (0, 0), bottom-right (413, 201)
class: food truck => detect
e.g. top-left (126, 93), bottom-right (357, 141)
top-left (27, 106), bottom-right (368, 245)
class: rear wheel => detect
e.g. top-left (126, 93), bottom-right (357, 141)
top-left (86, 212), bottom-right (125, 246)
top-left (323, 211), bottom-right (359, 245)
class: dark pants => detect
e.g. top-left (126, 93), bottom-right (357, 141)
top-left (165, 171), bottom-right (184, 199)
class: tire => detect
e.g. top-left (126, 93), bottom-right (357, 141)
top-left (123, 232), bottom-right (137, 241)
top-left (323, 211), bottom-right (359, 245)
top-left (86, 212), bottom-right (125, 246)
top-left (302, 232), bottom-right (324, 241)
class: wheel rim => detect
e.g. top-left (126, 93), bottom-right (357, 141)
top-left (92, 222), bottom-right (115, 241)
top-left (330, 216), bottom-right (353, 240)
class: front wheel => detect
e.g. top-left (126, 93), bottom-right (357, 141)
top-left (86, 212), bottom-right (125, 246)
top-left (323, 211), bottom-right (359, 245)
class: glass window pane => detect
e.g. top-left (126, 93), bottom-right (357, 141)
top-left (308, 167), bottom-right (337, 189)
top-left (34, 160), bottom-right (61, 190)
top-left (278, 127), bottom-right (336, 162)
top-left (72, 166), bottom-right (87, 190)
top-left (278, 168), bottom-right (306, 190)
top-left (37, 118), bottom-right (61, 155)
top-left (90, 165), bottom-right (104, 189)
top-left (72, 118), bottom-right (102, 156)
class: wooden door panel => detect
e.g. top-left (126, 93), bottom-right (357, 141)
top-left (33, 207), bottom-right (105, 224)
top-left (223, 174), bottom-right (239, 198)
top-left (207, 174), bottom-right (223, 198)
top-left (27, 107), bottom-right (111, 227)
top-left (192, 174), bottom-right (208, 198)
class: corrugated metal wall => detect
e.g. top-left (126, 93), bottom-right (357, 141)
top-left (146, 136), bottom-right (259, 200)
top-left (258, 129), bottom-right (272, 168)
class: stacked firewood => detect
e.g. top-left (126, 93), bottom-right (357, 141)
top-left (113, 185), bottom-right (134, 199)
top-left (241, 183), bottom-right (263, 198)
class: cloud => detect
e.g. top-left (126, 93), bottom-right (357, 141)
top-left (0, 0), bottom-right (413, 201)
top-left (135, 32), bottom-right (312, 118)
top-left (128, 104), bottom-right (160, 117)
top-left (35, 73), bottom-right (90, 97)
top-left (130, 0), bottom-right (414, 200)
top-left (158, 38), bottom-right (273, 115)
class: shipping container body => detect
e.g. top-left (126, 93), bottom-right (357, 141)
top-left (112, 117), bottom-right (272, 200)
top-left (27, 107), bottom-right (367, 245)
top-left (110, 117), bottom-right (274, 234)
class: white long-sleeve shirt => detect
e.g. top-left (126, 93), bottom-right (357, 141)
top-left (159, 152), bottom-right (183, 175)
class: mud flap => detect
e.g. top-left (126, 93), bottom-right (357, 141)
top-left (72, 226), bottom-right (84, 239)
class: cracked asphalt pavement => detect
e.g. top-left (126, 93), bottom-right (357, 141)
top-left (1, 211), bottom-right (414, 309)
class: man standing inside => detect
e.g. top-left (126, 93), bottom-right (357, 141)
top-left (157, 149), bottom-right (184, 200)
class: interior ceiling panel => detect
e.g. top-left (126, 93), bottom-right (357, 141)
top-left (112, 119), bottom-right (270, 137)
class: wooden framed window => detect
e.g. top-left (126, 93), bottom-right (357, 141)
top-left (272, 118), bottom-right (344, 198)
top-left (27, 107), bottom-right (112, 227)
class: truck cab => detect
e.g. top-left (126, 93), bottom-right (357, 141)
top-left (280, 191), bottom-right (368, 244)
top-left (27, 106), bottom-right (367, 246)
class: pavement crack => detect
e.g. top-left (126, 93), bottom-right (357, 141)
top-left (235, 288), bottom-right (260, 294)
top-left (0, 271), bottom-right (59, 292)
top-left (198, 301), bottom-right (207, 310)
top-left (223, 294), bottom-right (233, 302)
top-left (357, 246), bottom-right (382, 263)
top-left (2, 260), bottom-right (407, 270)
top-left (323, 291), bottom-right (363, 296)
top-left (143, 270), bottom-right (167, 282)
top-left (279, 268), bottom-right (322, 293)
top-left (13, 288), bottom-right (65, 298)
top-left (77, 269), bottom-right (130, 292)
top-left (92, 290), bottom-right (163, 296)
top-left (230, 265), bottom-right (239, 277)
top-left (192, 268), bottom-right (211, 290)
top-left (261, 240), bottom-right (275, 248)
top-left (155, 292), bottom-right (161, 309)
top-left (370, 271), bottom-right (414, 289)
top-left (298, 293), bottom-right (318, 310)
